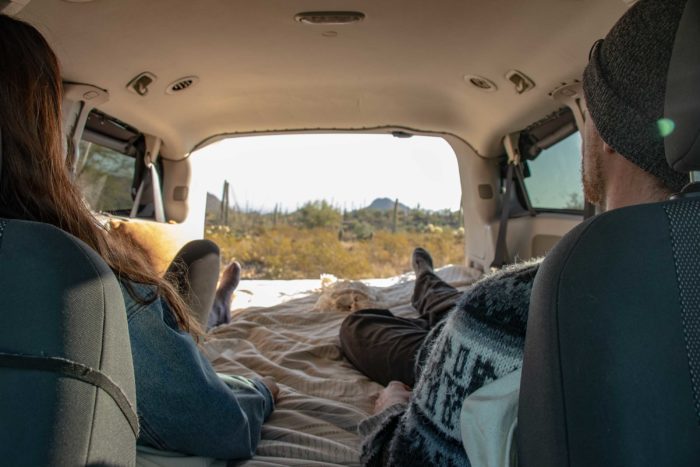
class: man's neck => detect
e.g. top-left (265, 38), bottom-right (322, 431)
top-left (604, 184), bottom-right (667, 211)
top-left (603, 157), bottom-right (670, 211)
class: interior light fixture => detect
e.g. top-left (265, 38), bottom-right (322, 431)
top-left (295, 11), bottom-right (365, 26)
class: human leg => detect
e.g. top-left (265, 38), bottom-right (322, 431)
top-left (166, 240), bottom-right (220, 328)
top-left (339, 309), bottom-right (429, 387)
top-left (411, 248), bottom-right (463, 326)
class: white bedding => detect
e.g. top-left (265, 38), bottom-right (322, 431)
top-left (136, 266), bottom-right (478, 467)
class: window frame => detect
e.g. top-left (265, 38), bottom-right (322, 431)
top-left (76, 110), bottom-right (164, 218)
top-left (514, 109), bottom-right (585, 216)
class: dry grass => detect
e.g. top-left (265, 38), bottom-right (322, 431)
top-left (206, 225), bottom-right (465, 279)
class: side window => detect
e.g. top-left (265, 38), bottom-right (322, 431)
top-left (523, 131), bottom-right (584, 211)
top-left (75, 140), bottom-right (135, 213)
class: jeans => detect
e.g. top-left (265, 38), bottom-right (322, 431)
top-left (121, 241), bottom-right (274, 459)
top-left (339, 271), bottom-right (463, 387)
top-left (166, 240), bottom-right (221, 329)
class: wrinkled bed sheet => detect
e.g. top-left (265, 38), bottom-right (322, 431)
top-left (136, 266), bottom-right (478, 467)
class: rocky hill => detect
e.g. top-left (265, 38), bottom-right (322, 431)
top-left (366, 197), bottom-right (410, 213)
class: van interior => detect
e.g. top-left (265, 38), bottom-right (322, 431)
top-left (3, 0), bottom-right (699, 466)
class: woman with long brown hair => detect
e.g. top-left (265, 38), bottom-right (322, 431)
top-left (0, 14), bottom-right (276, 459)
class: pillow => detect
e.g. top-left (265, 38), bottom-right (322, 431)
top-left (108, 218), bottom-right (194, 275)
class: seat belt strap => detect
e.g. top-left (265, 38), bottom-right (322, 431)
top-left (492, 163), bottom-right (515, 268)
top-left (62, 84), bottom-right (109, 176)
top-left (130, 135), bottom-right (165, 222)
top-left (130, 180), bottom-right (144, 219)
top-left (583, 202), bottom-right (596, 219)
top-left (149, 162), bottom-right (165, 222)
top-left (513, 163), bottom-right (537, 217)
top-left (492, 132), bottom-right (534, 268)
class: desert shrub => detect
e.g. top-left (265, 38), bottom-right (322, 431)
top-left (207, 225), bottom-right (371, 279)
top-left (295, 200), bottom-right (342, 230)
top-left (351, 221), bottom-right (374, 240)
top-left (207, 224), bottom-right (464, 280)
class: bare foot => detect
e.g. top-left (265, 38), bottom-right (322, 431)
top-left (374, 381), bottom-right (411, 414)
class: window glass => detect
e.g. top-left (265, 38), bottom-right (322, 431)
top-left (75, 140), bottom-right (135, 213)
top-left (524, 131), bottom-right (584, 211)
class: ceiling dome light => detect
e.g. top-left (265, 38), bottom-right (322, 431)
top-left (295, 11), bottom-right (365, 25)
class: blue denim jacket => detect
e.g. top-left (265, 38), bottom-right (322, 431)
top-left (120, 281), bottom-right (274, 459)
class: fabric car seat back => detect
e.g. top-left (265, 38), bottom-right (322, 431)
top-left (517, 200), bottom-right (700, 466)
top-left (0, 219), bottom-right (138, 466)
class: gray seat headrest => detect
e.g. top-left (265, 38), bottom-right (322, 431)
top-left (665, 0), bottom-right (700, 172)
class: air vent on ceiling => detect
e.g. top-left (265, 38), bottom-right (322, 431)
top-left (166, 76), bottom-right (199, 95)
top-left (295, 11), bottom-right (365, 25)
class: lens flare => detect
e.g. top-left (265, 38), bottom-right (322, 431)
top-left (657, 118), bottom-right (676, 138)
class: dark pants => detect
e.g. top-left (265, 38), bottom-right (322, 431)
top-left (339, 271), bottom-right (463, 387)
top-left (166, 240), bottom-right (221, 329)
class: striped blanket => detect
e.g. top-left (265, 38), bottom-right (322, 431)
top-left (136, 266), bottom-right (478, 467)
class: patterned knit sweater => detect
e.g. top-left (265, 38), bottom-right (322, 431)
top-left (359, 260), bottom-right (541, 467)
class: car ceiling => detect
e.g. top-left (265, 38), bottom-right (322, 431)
top-left (17, 0), bottom-right (628, 160)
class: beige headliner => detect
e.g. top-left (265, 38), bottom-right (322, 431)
top-left (19, 0), bottom-right (626, 160)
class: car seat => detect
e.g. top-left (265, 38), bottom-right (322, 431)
top-left (517, 0), bottom-right (700, 465)
top-left (0, 132), bottom-right (138, 465)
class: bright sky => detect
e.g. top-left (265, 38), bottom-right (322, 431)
top-left (191, 134), bottom-right (462, 212)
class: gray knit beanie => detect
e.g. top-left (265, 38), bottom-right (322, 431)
top-left (583, 0), bottom-right (689, 193)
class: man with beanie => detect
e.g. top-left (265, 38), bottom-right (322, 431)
top-left (350, 0), bottom-right (690, 465)
top-left (582, 0), bottom-right (688, 208)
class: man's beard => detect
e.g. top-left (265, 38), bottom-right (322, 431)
top-left (582, 149), bottom-right (605, 206)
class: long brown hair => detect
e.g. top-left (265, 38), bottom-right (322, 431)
top-left (0, 15), bottom-right (201, 337)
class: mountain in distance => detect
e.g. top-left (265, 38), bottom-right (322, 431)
top-left (366, 197), bottom-right (410, 213)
